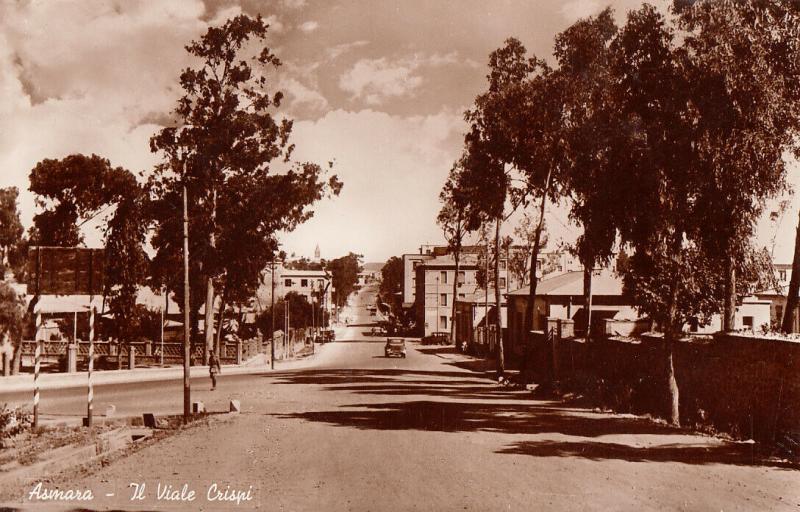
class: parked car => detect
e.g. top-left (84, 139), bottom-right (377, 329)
top-left (422, 332), bottom-right (450, 345)
top-left (370, 325), bottom-right (387, 336)
top-left (321, 329), bottom-right (335, 343)
top-left (384, 338), bottom-right (406, 358)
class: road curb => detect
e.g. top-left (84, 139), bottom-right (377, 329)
top-left (0, 348), bottom-right (324, 394)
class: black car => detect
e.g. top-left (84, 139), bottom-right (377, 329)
top-left (384, 338), bottom-right (406, 358)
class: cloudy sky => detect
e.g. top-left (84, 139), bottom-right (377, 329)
top-left (1, 0), bottom-right (797, 263)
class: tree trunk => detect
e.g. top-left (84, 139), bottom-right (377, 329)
top-left (494, 216), bottom-right (504, 377)
top-left (11, 339), bottom-right (21, 375)
top-left (584, 265), bottom-right (593, 341)
top-left (782, 208), bottom-right (800, 333)
top-left (664, 235), bottom-right (683, 427)
top-left (215, 289), bottom-right (227, 358)
top-left (204, 279), bottom-right (215, 364)
top-left (450, 249), bottom-right (460, 348)
top-left (204, 188), bottom-right (218, 365)
top-left (722, 254), bottom-right (736, 332)
top-left (522, 169), bottom-right (552, 385)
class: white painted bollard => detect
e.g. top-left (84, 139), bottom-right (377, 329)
top-left (87, 306), bottom-right (95, 427)
top-left (33, 311), bottom-right (42, 428)
top-left (229, 400), bottom-right (241, 413)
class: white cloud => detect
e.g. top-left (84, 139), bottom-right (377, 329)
top-left (208, 5), bottom-right (242, 26)
top-left (0, 0), bottom-right (220, 243)
top-left (338, 53), bottom-right (463, 105)
top-left (325, 40), bottom-right (369, 60)
top-left (560, 0), bottom-right (603, 21)
top-left (298, 20), bottom-right (319, 33)
top-left (280, 77), bottom-right (329, 113)
top-left (340, 58), bottom-right (422, 105)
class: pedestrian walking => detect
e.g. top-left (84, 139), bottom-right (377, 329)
top-left (209, 351), bottom-right (221, 390)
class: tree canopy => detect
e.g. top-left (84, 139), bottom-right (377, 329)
top-left (148, 14), bottom-right (342, 346)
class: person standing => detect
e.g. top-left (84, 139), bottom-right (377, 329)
top-left (209, 351), bottom-right (221, 390)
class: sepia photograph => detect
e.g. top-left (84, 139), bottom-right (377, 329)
top-left (0, 0), bottom-right (799, 510)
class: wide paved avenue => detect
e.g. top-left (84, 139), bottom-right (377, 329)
top-left (6, 286), bottom-right (800, 511)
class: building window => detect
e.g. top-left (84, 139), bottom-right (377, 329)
top-left (284, 279), bottom-right (292, 287)
top-left (777, 305), bottom-right (784, 322)
top-left (301, 279), bottom-right (308, 287)
top-left (440, 315), bottom-right (448, 330)
top-left (440, 271), bottom-right (448, 284)
top-left (318, 279), bottom-right (324, 287)
top-left (537, 260), bottom-right (543, 270)
top-left (458, 293), bottom-right (465, 299)
top-left (499, 259), bottom-right (507, 270)
top-left (440, 294), bottom-right (448, 306)
top-left (457, 271), bottom-right (465, 284)
top-left (413, 261), bottom-right (420, 270)
top-left (779, 269), bottom-right (787, 281)
top-left (499, 277), bottom-right (507, 289)
top-left (743, 316), bottom-right (754, 329)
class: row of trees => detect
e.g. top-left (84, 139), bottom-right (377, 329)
top-left (255, 291), bottom-right (330, 335)
top-left (438, 0), bottom-right (800, 425)
top-left (0, 14), bottom-right (342, 368)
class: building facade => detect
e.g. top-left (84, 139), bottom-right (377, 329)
top-left (414, 254), bottom-right (480, 336)
top-left (277, 268), bottom-right (332, 312)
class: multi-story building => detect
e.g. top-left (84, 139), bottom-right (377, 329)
top-left (404, 243), bottom-right (578, 336)
top-left (277, 269), bottom-right (332, 307)
top-left (414, 253), bottom-right (481, 336)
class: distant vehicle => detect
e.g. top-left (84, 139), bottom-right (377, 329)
top-left (384, 338), bottom-right (406, 358)
top-left (321, 329), bottom-right (335, 343)
top-left (370, 325), bottom-right (387, 336)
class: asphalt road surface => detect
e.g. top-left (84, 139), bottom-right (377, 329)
top-left (6, 284), bottom-right (800, 511)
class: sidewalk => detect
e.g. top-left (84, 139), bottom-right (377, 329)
top-left (0, 346), bottom-right (325, 394)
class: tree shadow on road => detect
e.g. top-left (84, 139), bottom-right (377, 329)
top-left (269, 368), bottom-right (792, 468)
top-left (496, 440), bottom-right (797, 469)
top-left (274, 399), bottom-right (677, 438)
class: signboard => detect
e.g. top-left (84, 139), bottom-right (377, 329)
top-left (26, 246), bottom-right (104, 296)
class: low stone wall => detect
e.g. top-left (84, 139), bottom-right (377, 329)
top-left (528, 329), bottom-right (800, 443)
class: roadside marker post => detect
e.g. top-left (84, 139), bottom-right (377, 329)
top-left (33, 310), bottom-right (41, 428)
top-left (87, 305), bottom-right (95, 427)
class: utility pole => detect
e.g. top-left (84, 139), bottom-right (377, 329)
top-left (270, 257), bottom-right (275, 370)
top-left (182, 172), bottom-right (192, 424)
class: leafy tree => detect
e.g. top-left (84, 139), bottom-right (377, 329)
top-left (28, 154), bottom-right (150, 353)
top-left (607, 4), bottom-right (711, 426)
top-left (674, 0), bottom-right (800, 331)
top-left (438, 159), bottom-right (470, 346)
top-left (326, 253), bottom-right (362, 307)
top-left (508, 211), bottom-right (548, 287)
top-left (378, 256), bottom-right (404, 320)
top-left (285, 257), bottom-right (326, 271)
top-left (255, 291), bottom-right (328, 336)
top-left (0, 282), bottom-right (25, 374)
top-left (460, 38), bottom-right (541, 376)
top-left (0, 188), bottom-right (24, 272)
top-left (149, 14), bottom-right (341, 362)
top-left (28, 154), bottom-right (133, 246)
top-left (104, 191), bottom-right (149, 346)
top-left (556, 8), bottom-right (621, 345)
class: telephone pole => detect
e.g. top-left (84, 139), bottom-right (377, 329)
top-left (270, 257), bottom-right (276, 370)
top-left (182, 171), bottom-right (192, 424)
